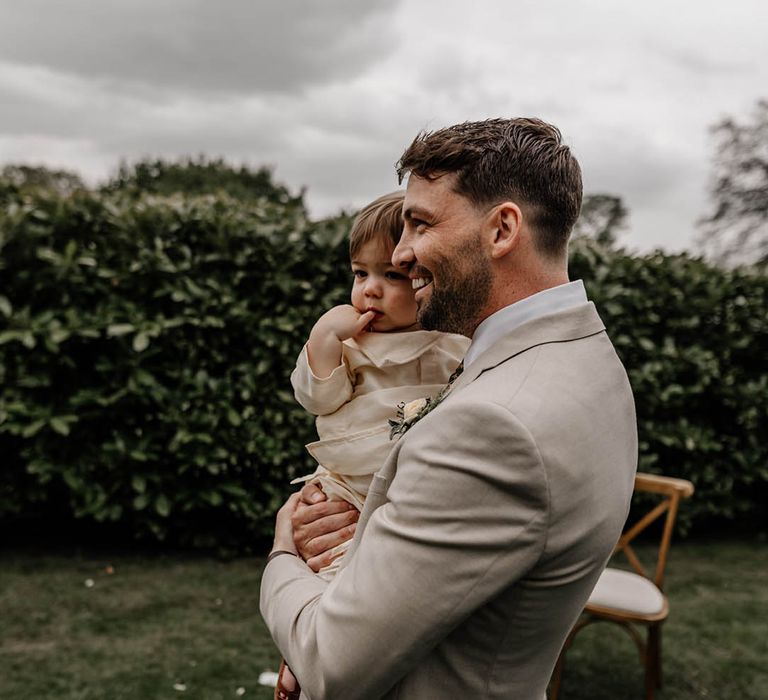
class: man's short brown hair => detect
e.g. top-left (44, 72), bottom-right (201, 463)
top-left (349, 191), bottom-right (405, 259)
top-left (396, 118), bottom-right (582, 258)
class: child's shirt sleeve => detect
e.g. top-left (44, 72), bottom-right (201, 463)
top-left (290, 343), bottom-right (354, 416)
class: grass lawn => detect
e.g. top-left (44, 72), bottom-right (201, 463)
top-left (1, 539), bottom-right (766, 699)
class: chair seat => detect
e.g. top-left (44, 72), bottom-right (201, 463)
top-left (587, 567), bottom-right (666, 616)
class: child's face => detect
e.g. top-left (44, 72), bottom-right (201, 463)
top-left (350, 238), bottom-right (418, 332)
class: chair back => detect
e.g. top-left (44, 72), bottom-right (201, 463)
top-left (613, 473), bottom-right (694, 590)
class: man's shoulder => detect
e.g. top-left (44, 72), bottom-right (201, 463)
top-left (459, 302), bottom-right (605, 381)
top-left (449, 325), bottom-right (632, 439)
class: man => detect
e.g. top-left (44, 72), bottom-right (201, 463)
top-left (260, 118), bottom-right (637, 700)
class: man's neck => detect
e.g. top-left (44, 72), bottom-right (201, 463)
top-left (478, 270), bottom-right (570, 330)
top-left (463, 280), bottom-right (588, 368)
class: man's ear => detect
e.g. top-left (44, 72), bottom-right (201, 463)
top-left (488, 202), bottom-right (522, 260)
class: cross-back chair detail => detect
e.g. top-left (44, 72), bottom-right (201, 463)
top-left (549, 472), bottom-right (694, 700)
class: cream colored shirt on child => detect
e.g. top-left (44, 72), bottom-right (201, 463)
top-left (290, 329), bottom-right (469, 578)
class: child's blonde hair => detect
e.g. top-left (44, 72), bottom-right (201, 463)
top-left (349, 191), bottom-right (405, 259)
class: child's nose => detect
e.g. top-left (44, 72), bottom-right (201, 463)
top-left (365, 278), bottom-right (383, 297)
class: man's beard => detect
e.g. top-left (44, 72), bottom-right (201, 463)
top-left (417, 245), bottom-right (492, 337)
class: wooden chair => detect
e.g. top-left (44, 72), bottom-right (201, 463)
top-left (549, 472), bottom-right (694, 700)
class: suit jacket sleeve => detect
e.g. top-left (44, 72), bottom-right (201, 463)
top-left (290, 343), bottom-right (354, 416)
top-left (259, 397), bottom-right (549, 700)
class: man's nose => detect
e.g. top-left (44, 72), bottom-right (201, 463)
top-left (391, 232), bottom-right (414, 270)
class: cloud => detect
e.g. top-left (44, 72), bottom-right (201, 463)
top-left (649, 45), bottom-right (748, 77)
top-left (0, 134), bottom-right (107, 182)
top-left (1, 0), bottom-right (767, 256)
top-left (0, 0), bottom-right (399, 95)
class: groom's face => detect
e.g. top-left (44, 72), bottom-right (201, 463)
top-left (393, 173), bottom-right (493, 337)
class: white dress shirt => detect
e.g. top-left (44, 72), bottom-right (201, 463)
top-left (463, 280), bottom-right (588, 369)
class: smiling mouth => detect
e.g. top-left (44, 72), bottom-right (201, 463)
top-left (412, 277), bottom-right (432, 291)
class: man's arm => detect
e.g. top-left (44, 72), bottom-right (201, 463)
top-left (260, 399), bottom-right (549, 700)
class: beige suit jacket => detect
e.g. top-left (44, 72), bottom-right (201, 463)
top-left (260, 302), bottom-right (637, 700)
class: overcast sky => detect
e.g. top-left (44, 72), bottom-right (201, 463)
top-left (1, 0), bottom-right (766, 253)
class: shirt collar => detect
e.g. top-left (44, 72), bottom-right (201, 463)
top-left (464, 280), bottom-right (588, 369)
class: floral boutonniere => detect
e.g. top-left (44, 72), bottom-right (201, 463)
top-left (388, 396), bottom-right (434, 440)
top-left (388, 361), bottom-right (464, 440)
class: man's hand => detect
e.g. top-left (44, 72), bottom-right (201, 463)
top-left (291, 482), bottom-right (359, 573)
top-left (271, 492), bottom-right (302, 555)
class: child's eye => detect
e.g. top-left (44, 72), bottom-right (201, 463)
top-left (353, 270), bottom-right (367, 278)
top-left (385, 271), bottom-right (406, 281)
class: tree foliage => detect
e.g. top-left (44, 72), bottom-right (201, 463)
top-left (698, 99), bottom-right (768, 267)
top-left (102, 156), bottom-right (306, 210)
top-left (573, 194), bottom-right (629, 247)
top-left (1, 165), bottom-right (85, 197)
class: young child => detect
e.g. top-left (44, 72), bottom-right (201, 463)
top-left (289, 190), bottom-right (470, 578)
top-left (275, 191), bottom-right (468, 699)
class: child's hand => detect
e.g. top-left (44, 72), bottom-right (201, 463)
top-left (314, 305), bottom-right (377, 342)
top-left (306, 305), bottom-right (376, 378)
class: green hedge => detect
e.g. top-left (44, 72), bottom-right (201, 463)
top-left (1, 177), bottom-right (766, 548)
top-left (0, 179), bottom-right (350, 550)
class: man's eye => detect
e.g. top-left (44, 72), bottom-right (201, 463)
top-left (406, 217), bottom-right (427, 232)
